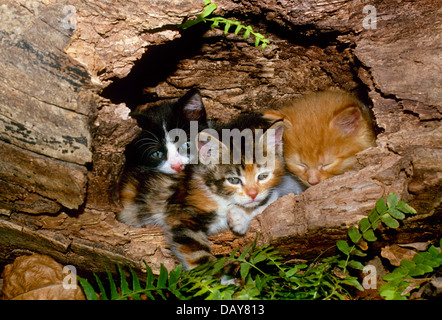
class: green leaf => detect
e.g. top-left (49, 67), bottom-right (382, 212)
top-left (336, 240), bottom-right (352, 255)
top-left (209, 258), bottom-right (226, 276)
top-left (419, 252), bottom-right (440, 267)
top-left (413, 253), bottom-right (425, 264)
top-left (347, 260), bottom-right (365, 270)
top-left (400, 259), bottom-right (416, 269)
top-left (386, 193), bottom-right (398, 208)
top-left (348, 226), bottom-right (362, 243)
top-left (341, 278), bottom-right (364, 291)
top-left (381, 214), bottom-right (400, 228)
top-left (243, 26), bottom-right (252, 39)
top-left (396, 201), bottom-right (417, 214)
top-left (252, 252), bottom-right (267, 264)
top-left (211, 289), bottom-right (222, 300)
top-left (359, 218), bottom-right (371, 232)
top-left (224, 22), bottom-right (231, 34)
top-left (200, 3), bottom-right (217, 18)
top-left (417, 263), bottom-right (434, 273)
top-left (368, 209), bottom-right (379, 224)
top-left (379, 285), bottom-right (408, 300)
top-left (352, 248), bottom-right (368, 257)
top-left (285, 267), bottom-right (298, 277)
top-left (228, 247), bottom-right (239, 260)
top-left (158, 264), bottom-right (168, 288)
top-left (240, 262), bottom-right (251, 279)
top-left (193, 286), bottom-right (209, 297)
top-left (169, 264), bottom-right (183, 287)
top-left (383, 269), bottom-right (406, 281)
top-left (362, 229), bottom-right (377, 242)
top-left (428, 245), bottom-right (441, 258)
top-left (239, 243), bottom-right (253, 260)
top-left (210, 19), bottom-right (220, 29)
top-left (376, 198), bottom-right (388, 214)
top-left (389, 208), bottom-right (405, 220)
top-left (105, 267), bottom-right (120, 300)
top-left (94, 273), bottom-right (108, 300)
top-left (179, 19), bottom-right (203, 30)
top-left (118, 265), bottom-right (130, 299)
top-left (145, 262), bottom-right (155, 289)
top-left (254, 33), bottom-right (265, 47)
top-left (129, 266), bottom-right (142, 300)
top-left (77, 276), bottom-right (98, 300)
top-left (234, 24), bottom-right (242, 35)
top-left (409, 266), bottom-right (427, 277)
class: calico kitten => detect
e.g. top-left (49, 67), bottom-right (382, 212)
top-left (200, 114), bottom-right (289, 236)
top-left (166, 118), bottom-right (287, 269)
top-left (264, 89), bottom-right (376, 186)
top-left (124, 89), bottom-right (208, 174)
top-left (119, 114), bottom-right (287, 270)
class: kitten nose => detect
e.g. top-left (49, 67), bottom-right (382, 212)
top-left (307, 169), bottom-right (321, 185)
top-left (246, 188), bottom-right (258, 200)
top-left (171, 163), bottom-right (183, 172)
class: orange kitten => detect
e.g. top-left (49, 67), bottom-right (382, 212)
top-left (264, 90), bottom-right (376, 186)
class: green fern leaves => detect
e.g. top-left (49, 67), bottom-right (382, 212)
top-left (78, 263), bottom-right (183, 300)
top-left (335, 193), bottom-right (417, 274)
top-left (379, 240), bottom-right (442, 300)
top-left (178, 0), bottom-right (270, 50)
top-left (78, 193), bottom-right (439, 300)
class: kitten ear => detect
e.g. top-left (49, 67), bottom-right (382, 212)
top-left (179, 89), bottom-right (207, 121)
top-left (263, 109), bottom-right (293, 128)
top-left (259, 121), bottom-right (284, 155)
top-left (330, 106), bottom-right (362, 135)
top-left (197, 130), bottom-right (228, 164)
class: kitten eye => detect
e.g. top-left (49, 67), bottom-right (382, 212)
top-left (227, 177), bottom-right (242, 185)
top-left (257, 173), bottom-right (270, 181)
top-left (320, 161), bottom-right (336, 170)
top-left (151, 151), bottom-right (164, 159)
top-left (294, 163), bottom-right (308, 171)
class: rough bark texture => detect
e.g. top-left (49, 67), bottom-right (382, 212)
top-left (0, 0), bottom-right (440, 275)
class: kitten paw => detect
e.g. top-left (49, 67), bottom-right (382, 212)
top-left (227, 207), bottom-right (251, 236)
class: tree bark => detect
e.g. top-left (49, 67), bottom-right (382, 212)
top-left (0, 0), bottom-right (440, 275)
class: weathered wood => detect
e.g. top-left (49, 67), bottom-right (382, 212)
top-left (0, 1), bottom-right (92, 165)
top-left (0, 0), bottom-right (440, 277)
top-left (0, 141), bottom-right (87, 211)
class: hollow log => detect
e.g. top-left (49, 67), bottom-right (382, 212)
top-left (0, 0), bottom-right (440, 276)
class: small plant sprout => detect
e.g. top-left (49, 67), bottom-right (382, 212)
top-left (178, 0), bottom-right (271, 50)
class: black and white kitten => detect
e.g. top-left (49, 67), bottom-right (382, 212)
top-left (124, 89), bottom-right (208, 174)
top-left (119, 89), bottom-right (208, 227)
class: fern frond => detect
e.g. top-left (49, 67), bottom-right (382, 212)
top-left (178, 0), bottom-right (271, 50)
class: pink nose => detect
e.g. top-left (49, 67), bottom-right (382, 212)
top-left (171, 163), bottom-right (183, 172)
top-left (247, 188), bottom-right (258, 200)
top-left (307, 169), bottom-right (321, 185)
